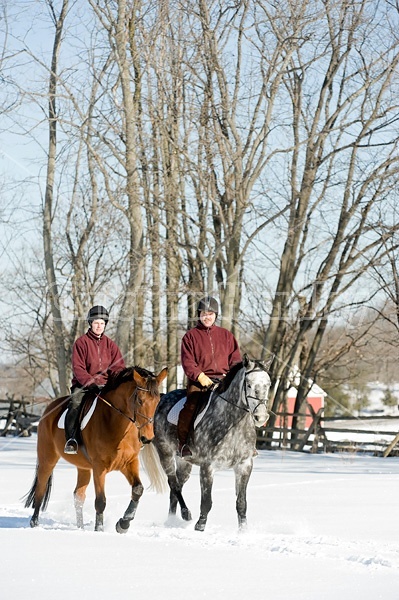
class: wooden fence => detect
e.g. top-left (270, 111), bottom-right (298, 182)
top-left (257, 403), bottom-right (399, 457)
top-left (2, 394), bottom-right (399, 456)
top-left (0, 397), bottom-right (43, 437)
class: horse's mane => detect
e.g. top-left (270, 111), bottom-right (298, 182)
top-left (216, 361), bottom-right (243, 394)
top-left (102, 366), bottom-right (157, 394)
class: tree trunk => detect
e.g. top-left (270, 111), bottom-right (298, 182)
top-left (42, 0), bottom-right (69, 395)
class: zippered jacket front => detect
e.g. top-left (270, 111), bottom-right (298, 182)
top-left (181, 320), bottom-right (241, 383)
top-left (71, 328), bottom-right (126, 389)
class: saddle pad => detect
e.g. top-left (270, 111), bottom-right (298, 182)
top-left (167, 393), bottom-right (213, 429)
top-left (167, 397), bottom-right (186, 425)
top-left (57, 398), bottom-right (98, 430)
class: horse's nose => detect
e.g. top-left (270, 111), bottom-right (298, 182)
top-left (140, 436), bottom-right (152, 445)
top-left (254, 407), bottom-right (269, 427)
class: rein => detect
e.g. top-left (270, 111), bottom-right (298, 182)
top-left (97, 385), bottom-right (154, 430)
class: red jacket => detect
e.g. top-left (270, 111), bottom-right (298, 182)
top-left (181, 321), bottom-right (242, 383)
top-left (71, 328), bottom-right (126, 389)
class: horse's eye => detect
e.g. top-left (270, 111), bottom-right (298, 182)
top-left (137, 399), bottom-right (143, 406)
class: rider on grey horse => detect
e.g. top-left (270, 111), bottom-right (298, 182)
top-left (178, 296), bottom-right (242, 458)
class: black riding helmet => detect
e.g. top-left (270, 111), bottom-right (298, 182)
top-left (197, 296), bottom-right (219, 318)
top-left (87, 305), bottom-right (109, 325)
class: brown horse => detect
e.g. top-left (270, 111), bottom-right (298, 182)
top-left (24, 365), bottom-right (168, 533)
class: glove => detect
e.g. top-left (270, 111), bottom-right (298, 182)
top-left (86, 384), bottom-right (103, 394)
top-left (197, 372), bottom-right (214, 388)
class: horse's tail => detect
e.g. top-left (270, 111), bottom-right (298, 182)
top-left (22, 466), bottom-right (53, 511)
top-left (140, 443), bottom-right (168, 494)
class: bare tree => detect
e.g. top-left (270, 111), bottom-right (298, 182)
top-left (87, 0), bottom-right (146, 361)
top-left (42, 0), bottom-right (70, 395)
top-left (368, 209), bottom-right (399, 336)
top-left (250, 0), bottom-right (399, 434)
top-left (3, 0), bottom-right (399, 413)
top-left (176, 0), bottom-right (294, 334)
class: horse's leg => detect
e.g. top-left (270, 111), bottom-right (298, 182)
top-left (195, 463), bottom-right (214, 532)
top-left (169, 488), bottom-right (178, 515)
top-left (168, 486), bottom-right (191, 521)
top-left (156, 443), bottom-right (192, 521)
top-left (234, 459), bottom-right (253, 530)
top-left (115, 483), bottom-right (143, 534)
top-left (172, 459), bottom-right (193, 521)
top-left (73, 468), bottom-right (91, 529)
top-left (92, 469), bottom-right (107, 532)
top-left (115, 458), bottom-right (144, 534)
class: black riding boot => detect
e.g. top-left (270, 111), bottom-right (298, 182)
top-left (64, 389), bottom-right (85, 454)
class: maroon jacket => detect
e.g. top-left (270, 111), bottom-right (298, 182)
top-left (71, 328), bottom-right (126, 389)
top-left (181, 321), bottom-right (242, 383)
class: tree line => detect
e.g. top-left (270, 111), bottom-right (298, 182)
top-left (1, 0), bottom-right (399, 427)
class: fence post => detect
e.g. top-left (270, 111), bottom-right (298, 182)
top-left (383, 432), bottom-right (399, 458)
top-left (296, 404), bottom-right (324, 452)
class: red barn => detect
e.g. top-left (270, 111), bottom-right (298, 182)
top-left (276, 383), bottom-right (326, 429)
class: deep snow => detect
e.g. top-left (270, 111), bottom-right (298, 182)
top-left (1, 434), bottom-right (399, 599)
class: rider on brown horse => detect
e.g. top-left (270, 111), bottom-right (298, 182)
top-left (64, 305), bottom-right (125, 454)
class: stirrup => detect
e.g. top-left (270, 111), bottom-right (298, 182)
top-left (64, 439), bottom-right (78, 455)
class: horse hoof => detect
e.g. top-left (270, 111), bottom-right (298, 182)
top-left (76, 515), bottom-right (84, 529)
top-left (181, 508), bottom-right (192, 521)
top-left (195, 518), bottom-right (206, 531)
top-left (30, 518), bottom-right (38, 528)
top-left (238, 517), bottom-right (247, 530)
top-left (116, 518), bottom-right (130, 534)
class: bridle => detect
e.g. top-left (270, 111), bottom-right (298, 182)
top-left (97, 384), bottom-right (155, 431)
top-left (215, 363), bottom-right (271, 418)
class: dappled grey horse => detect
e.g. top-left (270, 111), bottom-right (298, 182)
top-left (153, 355), bottom-right (272, 531)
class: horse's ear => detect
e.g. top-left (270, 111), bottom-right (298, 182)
top-left (133, 369), bottom-right (147, 388)
top-left (262, 354), bottom-right (274, 371)
top-left (243, 354), bottom-right (251, 367)
top-left (156, 367), bottom-right (168, 386)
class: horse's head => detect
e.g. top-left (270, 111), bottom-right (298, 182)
top-left (129, 366), bottom-right (168, 444)
top-left (242, 354), bottom-right (272, 427)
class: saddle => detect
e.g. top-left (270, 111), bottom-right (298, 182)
top-left (58, 393), bottom-right (98, 433)
top-left (167, 388), bottom-right (213, 428)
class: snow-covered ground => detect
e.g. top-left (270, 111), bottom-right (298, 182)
top-left (1, 434), bottom-right (399, 599)
top-left (324, 382), bottom-right (399, 450)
